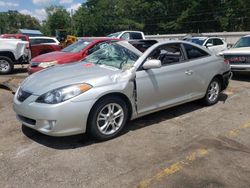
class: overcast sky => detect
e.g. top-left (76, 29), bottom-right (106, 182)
top-left (0, 0), bottom-right (84, 21)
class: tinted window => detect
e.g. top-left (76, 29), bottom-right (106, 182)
top-left (206, 39), bottom-right (213, 45)
top-left (186, 38), bottom-right (206, 45)
top-left (42, 39), bottom-right (56, 43)
top-left (30, 39), bottom-right (38, 45)
top-left (213, 39), bottom-right (223, 45)
top-left (184, 44), bottom-right (209, 59)
top-left (129, 40), bottom-right (158, 52)
top-left (130, 32), bottom-right (143, 39)
top-left (147, 43), bottom-right (184, 66)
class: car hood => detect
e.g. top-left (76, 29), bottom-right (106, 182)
top-left (21, 62), bottom-right (126, 95)
top-left (31, 51), bottom-right (79, 63)
top-left (223, 47), bottom-right (250, 55)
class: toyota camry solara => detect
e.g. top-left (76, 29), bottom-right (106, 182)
top-left (13, 41), bottom-right (231, 140)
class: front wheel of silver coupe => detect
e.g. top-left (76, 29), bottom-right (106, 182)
top-left (203, 78), bottom-right (221, 106)
top-left (88, 96), bottom-right (128, 141)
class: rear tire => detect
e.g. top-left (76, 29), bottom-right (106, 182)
top-left (202, 78), bottom-right (221, 106)
top-left (88, 96), bottom-right (128, 141)
top-left (0, 56), bottom-right (14, 74)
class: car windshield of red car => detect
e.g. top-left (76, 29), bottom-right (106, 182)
top-left (62, 39), bottom-right (92, 53)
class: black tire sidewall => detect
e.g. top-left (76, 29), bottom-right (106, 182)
top-left (0, 56), bottom-right (14, 74)
top-left (204, 78), bottom-right (221, 106)
top-left (88, 96), bottom-right (128, 141)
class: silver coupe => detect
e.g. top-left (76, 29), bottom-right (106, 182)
top-left (13, 40), bottom-right (231, 140)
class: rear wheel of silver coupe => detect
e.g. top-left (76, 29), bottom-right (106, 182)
top-left (0, 56), bottom-right (14, 74)
top-left (88, 96), bottom-right (128, 141)
top-left (203, 78), bottom-right (221, 106)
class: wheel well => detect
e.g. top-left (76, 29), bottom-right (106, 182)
top-left (0, 52), bottom-right (15, 62)
top-left (213, 74), bottom-right (224, 90)
top-left (87, 92), bottom-right (133, 126)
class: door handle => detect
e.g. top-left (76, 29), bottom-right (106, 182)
top-left (185, 70), bottom-right (193, 75)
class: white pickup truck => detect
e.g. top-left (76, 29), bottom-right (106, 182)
top-left (107, 31), bottom-right (145, 40)
top-left (0, 38), bottom-right (30, 74)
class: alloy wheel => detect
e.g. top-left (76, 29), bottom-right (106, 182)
top-left (96, 103), bottom-right (124, 135)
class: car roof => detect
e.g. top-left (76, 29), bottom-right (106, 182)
top-left (78, 37), bottom-right (121, 43)
top-left (189, 37), bottom-right (208, 40)
top-left (29, 36), bottom-right (57, 40)
top-left (0, 34), bottom-right (28, 37)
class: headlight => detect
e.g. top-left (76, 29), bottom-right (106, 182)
top-left (38, 61), bottom-right (58, 68)
top-left (36, 84), bottom-right (92, 104)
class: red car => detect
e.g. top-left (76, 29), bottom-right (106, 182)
top-left (28, 37), bottom-right (121, 74)
top-left (0, 34), bottom-right (61, 59)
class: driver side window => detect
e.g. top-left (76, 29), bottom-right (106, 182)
top-left (147, 43), bottom-right (184, 66)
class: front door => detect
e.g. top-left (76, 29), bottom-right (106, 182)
top-left (135, 43), bottom-right (202, 116)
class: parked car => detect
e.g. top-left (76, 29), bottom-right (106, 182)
top-left (222, 35), bottom-right (250, 72)
top-left (185, 37), bottom-right (227, 54)
top-left (13, 40), bottom-right (231, 140)
top-left (28, 37), bottom-right (121, 74)
top-left (30, 43), bottom-right (61, 59)
top-left (29, 36), bottom-right (60, 45)
top-left (0, 34), bottom-right (29, 41)
top-left (107, 31), bottom-right (145, 40)
top-left (0, 38), bottom-right (30, 74)
top-left (0, 34), bottom-right (61, 59)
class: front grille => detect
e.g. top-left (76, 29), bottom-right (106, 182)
top-left (17, 89), bottom-right (32, 102)
top-left (225, 55), bottom-right (250, 65)
top-left (18, 115), bottom-right (36, 125)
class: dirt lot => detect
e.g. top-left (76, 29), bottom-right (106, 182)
top-left (1, 69), bottom-right (250, 188)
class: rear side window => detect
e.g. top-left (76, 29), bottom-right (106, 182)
top-left (30, 39), bottom-right (38, 45)
top-left (213, 39), bottom-right (224, 45)
top-left (184, 44), bottom-right (209, 59)
top-left (42, 39), bottom-right (56, 43)
top-left (130, 32), bottom-right (143, 40)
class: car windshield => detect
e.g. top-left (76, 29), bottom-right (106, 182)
top-left (233, 37), bottom-right (250, 48)
top-left (62, 39), bottom-right (91, 53)
top-left (107, 32), bottom-right (121, 38)
top-left (84, 43), bottom-right (139, 70)
top-left (186, 38), bottom-right (206, 46)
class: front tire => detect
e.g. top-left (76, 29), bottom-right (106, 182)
top-left (203, 78), bottom-right (221, 106)
top-left (0, 56), bottom-right (14, 74)
top-left (88, 96), bottom-right (128, 141)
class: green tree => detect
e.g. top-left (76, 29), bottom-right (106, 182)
top-left (43, 5), bottom-right (71, 36)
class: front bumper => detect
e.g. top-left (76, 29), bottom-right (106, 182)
top-left (230, 64), bottom-right (250, 72)
top-left (13, 92), bottom-right (95, 136)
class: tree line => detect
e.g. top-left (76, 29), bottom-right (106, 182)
top-left (1, 0), bottom-right (250, 37)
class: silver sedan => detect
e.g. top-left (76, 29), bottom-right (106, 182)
top-left (13, 41), bottom-right (231, 140)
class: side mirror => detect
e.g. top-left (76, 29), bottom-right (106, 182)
top-left (143, 59), bottom-right (162, 70)
top-left (206, 43), bottom-right (213, 48)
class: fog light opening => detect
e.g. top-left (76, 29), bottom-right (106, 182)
top-left (44, 120), bottom-right (56, 130)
